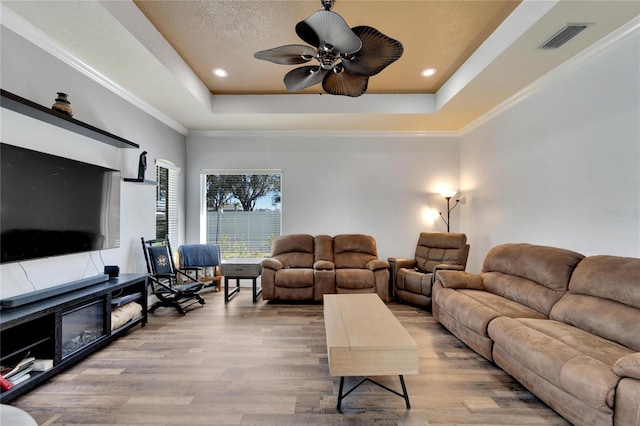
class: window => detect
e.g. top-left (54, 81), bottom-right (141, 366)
top-left (156, 161), bottom-right (179, 248)
top-left (200, 170), bottom-right (281, 258)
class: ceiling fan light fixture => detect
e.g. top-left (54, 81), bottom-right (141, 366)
top-left (254, 0), bottom-right (403, 97)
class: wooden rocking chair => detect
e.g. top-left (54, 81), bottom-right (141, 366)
top-left (141, 237), bottom-right (205, 315)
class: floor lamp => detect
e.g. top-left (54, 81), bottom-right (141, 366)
top-left (439, 190), bottom-right (459, 232)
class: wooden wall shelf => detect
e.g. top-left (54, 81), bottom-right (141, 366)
top-left (0, 89), bottom-right (139, 149)
top-left (123, 178), bottom-right (157, 185)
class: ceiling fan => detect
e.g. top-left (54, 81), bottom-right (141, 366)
top-left (254, 0), bottom-right (403, 97)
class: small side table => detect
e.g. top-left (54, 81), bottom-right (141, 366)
top-left (221, 258), bottom-right (263, 303)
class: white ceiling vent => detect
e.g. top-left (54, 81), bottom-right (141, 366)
top-left (539, 24), bottom-right (591, 49)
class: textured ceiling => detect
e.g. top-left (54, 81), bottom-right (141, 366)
top-left (133, 0), bottom-right (520, 95)
top-left (1, 1), bottom-right (639, 132)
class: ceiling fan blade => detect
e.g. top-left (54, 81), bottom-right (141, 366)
top-left (342, 26), bottom-right (404, 76)
top-left (284, 66), bottom-right (328, 92)
top-left (322, 69), bottom-right (369, 97)
top-left (296, 10), bottom-right (362, 54)
top-left (254, 45), bottom-right (317, 65)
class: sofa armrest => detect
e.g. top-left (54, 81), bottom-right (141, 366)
top-left (261, 258), bottom-right (284, 271)
top-left (388, 257), bottom-right (416, 270)
top-left (432, 263), bottom-right (464, 283)
top-left (388, 257), bottom-right (415, 300)
top-left (314, 260), bottom-right (334, 271)
top-left (614, 377), bottom-right (640, 426)
top-left (436, 270), bottom-right (484, 290)
top-left (614, 353), bottom-right (640, 380)
top-left (434, 263), bottom-right (465, 274)
top-left (366, 259), bottom-right (390, 271)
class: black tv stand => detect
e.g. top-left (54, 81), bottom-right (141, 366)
top-left (0, 273), bottom-right (148, 403)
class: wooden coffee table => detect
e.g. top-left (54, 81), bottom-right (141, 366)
top-left (323, 294), bottom-right (419, 410)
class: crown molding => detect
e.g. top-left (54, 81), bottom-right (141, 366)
top-left (460, 15), bottom-right (640, 136)
top-left (1, 5), bottom-right (189, 136)
top-left (187, 129), bottom-right (462, 139)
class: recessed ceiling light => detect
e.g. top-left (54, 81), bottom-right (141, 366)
top-left (212, 68), bottom-right (228, 77)
top-left (421, 68), bottom-right (437, 77)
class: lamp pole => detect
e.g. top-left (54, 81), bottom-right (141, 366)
top-left (445, 196), bottom-right (452, 232)
top-left (439, 192), bottom-right (459, 232)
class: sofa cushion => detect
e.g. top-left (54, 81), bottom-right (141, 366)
top-left (488, 317), bottom-right (632, 413)
top-left (414, 232), bottom-right (467, 272)
top-left (433, 288), bottom-right (546, 337)
top-left (568, 256), bottom-right (640, 307)
top-left (333, 234), bottom-right (378, 269)
top-left (551, 255), bottom-right (640, 352)
top-left (274, 268), bottom-right (314, 288)
top-left (481, 244), bottom-right (584, 316)
top-left (481, 272), bottom-right (563, 317)
top-left (335, 269), bottom-right (375, 289)
top-left (552, 294), bottom-right (640, 353)
top-left (271, 234), bottom-right (315, 268)
top-left (398, 269), bottom-right (432, 297)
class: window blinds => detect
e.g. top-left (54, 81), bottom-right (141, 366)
top-left (156, 162), bottom-right (179, 249)
top-left (200, 171), bottom-right (281, 258)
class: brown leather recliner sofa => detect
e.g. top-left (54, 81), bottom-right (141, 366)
top-left (432, 243), bottom-right (640, 426)
top-left (261, 234), bottom-right (389, 302)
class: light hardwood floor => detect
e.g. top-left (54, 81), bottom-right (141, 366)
top-left (10, 288), bottom-right (570, 425)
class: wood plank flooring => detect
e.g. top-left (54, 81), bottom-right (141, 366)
top-left (8, 288), bottom-right (570, 425)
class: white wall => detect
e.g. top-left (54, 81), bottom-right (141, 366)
top-left (0, 27), bottom-right (187, 298)
top-left (4, 16), bottom-right (638, 300)
top-left (186, 133), bottom-right (460, 261)
top-left (460, 32), bottom-right (640, 272)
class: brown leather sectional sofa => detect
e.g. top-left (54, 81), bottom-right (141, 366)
top-left (261, 234), bottom-right (389, 302)
top-left (432, 243), bottom-right (640, 426)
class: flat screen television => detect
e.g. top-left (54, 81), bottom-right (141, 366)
top-left (1, 143), bottom-right (121, 263)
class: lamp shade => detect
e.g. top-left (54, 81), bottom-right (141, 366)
top-left (440, 190), bottom-right (457, 199)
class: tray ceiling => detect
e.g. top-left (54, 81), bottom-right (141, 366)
top-left (1, 1), bottom-right (638, 133)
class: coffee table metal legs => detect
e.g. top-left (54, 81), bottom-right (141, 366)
top-left (336, 375), bottom-right (410, 410)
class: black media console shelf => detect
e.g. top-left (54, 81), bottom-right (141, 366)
top-left (0, 89), bottom-right (139, 149)
top-left (0, 273), bottom-right (148, 403)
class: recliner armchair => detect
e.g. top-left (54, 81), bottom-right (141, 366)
top-left (388, 232), bottom-right (469, 309)
top-left (333, 234), bottom-right (390, 302)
